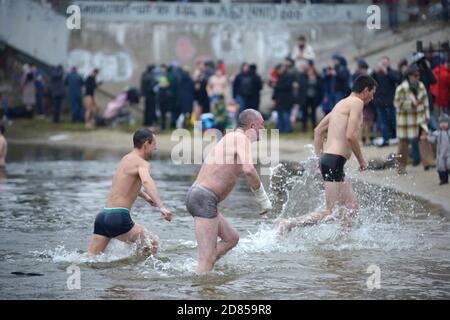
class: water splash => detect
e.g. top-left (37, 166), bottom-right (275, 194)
top-left (31, 240), bottom-right (142, 266)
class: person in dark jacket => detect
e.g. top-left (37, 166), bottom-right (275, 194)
top-left (177, 66), bottom-right (195, 128)
top-left (64, 67), bottom-right (84, 123)
top-left (141, 65), bottom-right (158, 126)
top-left (371, 56), bottom-right (401, 146)
top-left (248, 64), bottom-right (263, 111)
top-left (272, 63), bottom-right (295, 133)
top-left (299, 62), bottom-right (323, 132)
top-left (413, 53), bottom-right (438, 130)
top-left (49, 65), bottom-right (65, 123)
top-left (331, 54), bottom-right (351, 104)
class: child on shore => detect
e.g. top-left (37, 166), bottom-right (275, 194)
top-left (428, 113), bottom-right (450, 185)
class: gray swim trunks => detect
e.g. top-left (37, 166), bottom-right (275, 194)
top-left (185, 184), bottom-right (219, 219)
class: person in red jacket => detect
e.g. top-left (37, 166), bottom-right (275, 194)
top-left (431, 60), bottom-right (450, 115)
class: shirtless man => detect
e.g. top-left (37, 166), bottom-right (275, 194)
top-left (277, 75), bottom-right (377, 232)
top-left (87, 128), bottom-right (172, 256)
top-left (186, 109), bottom-right (272, 273)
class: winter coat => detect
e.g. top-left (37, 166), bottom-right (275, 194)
top-left (394, 80), bottom-right (429, 139)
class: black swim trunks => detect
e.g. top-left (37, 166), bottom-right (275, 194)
top-left (93, 207), bottom-right (135, 238)
top-left (320, 153), bottom-right (347, 182)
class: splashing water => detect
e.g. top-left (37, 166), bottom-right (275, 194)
top-left (1, 144), bottom-right (449, 299)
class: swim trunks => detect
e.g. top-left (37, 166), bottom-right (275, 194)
top-left (93, 207), bottom-right (135, 238)
top-left (185, 184), bottom-right (219, 219)
top-left (320, 153), bottom-right (347, 182)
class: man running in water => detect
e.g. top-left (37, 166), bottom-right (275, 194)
top-left (277, 75), bottom-right (377, 232)
top-left (186, 109), bottom-right (272, 273)
top-left (87, 128), bottom-right (172, 256)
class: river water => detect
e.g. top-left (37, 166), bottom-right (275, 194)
top-left (0, 144), bottom-right (449, 299)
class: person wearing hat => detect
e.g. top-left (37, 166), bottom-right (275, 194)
top-left (412, 52), bottom-right (438, 130)
top-left (394, 63), bottom-right (435, 174)
top-left (428, 113), bottom-right (450, 185)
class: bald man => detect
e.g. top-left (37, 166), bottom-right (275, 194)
top-left (185, 109), bottom-right (272, 273)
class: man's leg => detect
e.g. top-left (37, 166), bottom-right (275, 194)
top-left (70, 95), bottom-right (77, 123)
top-left (87, 234), bottom-right (110, 256)
top-left (276, 182), bottom-right (341, 233)
top-left (397, 138), bottom-right (409, 172)
top-left (376, 106), bottom-right (389, 144)
top-left (388, 105), bottom-right (397, 139)
top-left (194, 216), bottom-right (219, 273)
top-left (115, 223), bottom-right (159, 256)
top-left (339, 181), bottom-right (359, 228)
top-left (215, 213), bottom-right (240, 261)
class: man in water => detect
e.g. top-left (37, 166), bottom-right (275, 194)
top-left (87, 128), bottom-right (172, 256)
top-left (277, 75), bottom-right (378, 232)
top-left (186, 109), bottom-right (272, 273)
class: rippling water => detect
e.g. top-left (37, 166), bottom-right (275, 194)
top-left (0, 144), bottom-right (449, 299)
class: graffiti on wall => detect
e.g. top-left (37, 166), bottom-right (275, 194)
top-left (210, 24), bottom-right (291, 65)
top-left (68, 49), bottom-right (134, 82)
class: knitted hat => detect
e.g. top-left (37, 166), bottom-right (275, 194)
top-left (439, 113), bottom-right (450, 125)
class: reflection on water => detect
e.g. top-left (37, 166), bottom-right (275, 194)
top-left (0, 144), bottom-right (449, 299)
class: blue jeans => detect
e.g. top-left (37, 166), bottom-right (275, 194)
top-left (69, 94), bottom-right (84, 123)
top-left (376, 105), bottom-right (396, 142)
top-left (35, 89), bottom-right (44, 116)
top-left (411, 138), bottom-right (421, 164)
top-left (277, 110), bottom-right (292, 133)
top-left (235, 95), bottom-right (246, 115)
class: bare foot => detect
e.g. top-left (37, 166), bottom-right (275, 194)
top-left (275, 218), bottom-right (296, 235)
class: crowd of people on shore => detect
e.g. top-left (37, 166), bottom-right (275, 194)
top-left (0, 33), bottom-right (449, 184)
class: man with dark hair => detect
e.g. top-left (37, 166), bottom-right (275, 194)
top-left (277, 75), bottom-right (377, 232)
top-left (84, 68), bottom-right (102, 129)
top-left (185, 109), bottom-right (271, 273)
top-left (87, 128), bottom-right (172, 256)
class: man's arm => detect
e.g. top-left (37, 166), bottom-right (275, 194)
top-left (236, 135), bottom-right (272, 213)
top-left (346, 102), bottom-right (366, 170)
top-left (138, 189), bottom-right (157, 207)
top-left (313, 112), bottom-right (331, 158)
top-left (236, 135), bottom-right (260, 190)
top-left (138, 163), bottom-right (172, 221)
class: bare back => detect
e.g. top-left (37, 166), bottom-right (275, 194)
top-left (195, 131), bottom-right (248, 202)
top-left (0, 136), bottom-right (7, 167)
top-left (106, 152), bottom-right (147, 209)
top-left (324, 96), bottom-right (363, 159)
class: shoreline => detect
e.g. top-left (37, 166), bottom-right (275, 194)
top-left (7, 128), bottom-right (450, 214)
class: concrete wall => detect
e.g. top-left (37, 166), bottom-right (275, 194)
top-left (2, 0), bottom-right (424, 97)
top-left (0, 0), bottom-right (70, 66)
top-left (64, 1), bottom-right (399, 94)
